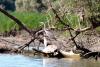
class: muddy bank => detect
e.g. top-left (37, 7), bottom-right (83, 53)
top-left (0, 30), bottom-right (100, 55)
top-left (0, 30), bottom-right (30, 53)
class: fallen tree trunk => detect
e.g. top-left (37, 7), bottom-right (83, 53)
top-left (32, 48), bottom-right (64, 58)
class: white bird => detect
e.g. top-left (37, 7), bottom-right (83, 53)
top-left (43, 36), bottom-right (47, 48)
top-left (40, 22), bottom-right (56, 40)
top-left (42, 32), bottom-right (57, 53)
top-left (42, 45), bottom-right (57, 53)
top-left (40, 22), bottom-right (57, 54)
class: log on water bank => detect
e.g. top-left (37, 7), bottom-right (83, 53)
top-left (32, 47), bottom-right (81, 58)
top-left (32, 48), bottom-right (64, 58)
top-left (59, 50), bottom-right (80, 58)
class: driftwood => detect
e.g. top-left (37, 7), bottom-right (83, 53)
top-left (49, 2), bottom-right (89, 50)
top-left (32, 48), bottom-right (64, 58)
top-left (0, 4), bottom-right (100, 59)
top-left (83, 52), bottom-right (100, 60)
top-left (0, 8), bottom-right (44, 52)
top-left (48, 1), bottom-right (100, 59)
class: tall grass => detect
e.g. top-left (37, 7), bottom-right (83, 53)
top-left (0, 12), bottom-right (47, 33)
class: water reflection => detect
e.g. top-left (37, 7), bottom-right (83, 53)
top-left (43, 58), bottom-right (100, 67)
top-left (43, 58), bottom-right (79, 67)
top-left (0, 54), bottom-right (100, 67)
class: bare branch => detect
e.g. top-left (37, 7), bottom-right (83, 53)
top-left (0, 8), bottom-right (32, 35)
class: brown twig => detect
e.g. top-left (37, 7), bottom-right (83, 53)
top-left (48, 1), bottom-right (91, 54)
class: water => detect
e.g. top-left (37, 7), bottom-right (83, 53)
top-left (0, 54), bottom-right (100, 67)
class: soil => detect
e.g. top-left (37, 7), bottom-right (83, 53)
top-left (0, 30), bottom-right (100, 55)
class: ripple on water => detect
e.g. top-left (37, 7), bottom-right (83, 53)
top-left (0, 54), bottom-right (43, 67)
top-left (0, 54), bottom-right (100, 67)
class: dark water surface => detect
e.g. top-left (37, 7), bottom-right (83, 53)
top-left (0, 54), bottom-right (100, 67)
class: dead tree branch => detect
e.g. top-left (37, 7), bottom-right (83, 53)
top-left (0, 8), bottom-right (44, 51)
top-left (0, 8), bottom-right (32, 35)
top-left (16, 38), bottom-right (35, 52)
top-left (48, 1), bottom-right (92, 54)
top-left (47, 1), bottom-right (74, 31)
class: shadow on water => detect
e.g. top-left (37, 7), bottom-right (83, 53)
top-left (0, 54), bottom-right (100, 67)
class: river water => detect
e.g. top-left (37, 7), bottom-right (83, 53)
top-left (0, 54), bottom-right (100, 67)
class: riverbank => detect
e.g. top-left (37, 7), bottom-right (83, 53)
top-left (0, 29), bottom-right (100, 59)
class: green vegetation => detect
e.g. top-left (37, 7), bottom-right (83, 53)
top-left (0, 11), bottom-right (83, 33)
top-left (0, 12), bottom-right (47, 33)
top-left (0, 0), bottom-right (100, 33)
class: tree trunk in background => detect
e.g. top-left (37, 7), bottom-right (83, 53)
top-left (15, 0), bottom-right (47, 12)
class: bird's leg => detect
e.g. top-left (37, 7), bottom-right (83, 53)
top-left (37, 41), bottom-right (41, 50)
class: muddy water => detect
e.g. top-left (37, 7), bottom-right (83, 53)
top-left (0, 54), bottom-right (100, 67)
